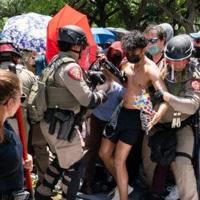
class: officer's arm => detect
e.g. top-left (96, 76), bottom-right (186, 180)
top-left (163, 90), bottom-right (200, 115)
top-left (164, 62), bottom-right (200, 114)
top-left (60, 64), bottom-right (107, 108)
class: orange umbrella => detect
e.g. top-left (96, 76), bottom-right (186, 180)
top-left (46, 4), bottom-right (97, 70)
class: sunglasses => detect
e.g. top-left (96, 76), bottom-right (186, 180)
top-left (2, 94), bottom-right (26, 105)
top-left (147, 38), bottom-right (159, 44)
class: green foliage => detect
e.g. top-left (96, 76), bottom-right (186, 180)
top-left (23, 0), bottom-right (66, 16)
top-left (0, 0), bottom-right (199, 32)
top-left (0, 18), bottom-right (7, 32)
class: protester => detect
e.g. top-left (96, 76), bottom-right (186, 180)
top-left (0, 69), bottom-right (32, 199)
top-left (144, 24), bottom-right (167, 67)
top-left (99, 30), bottom-right (168, 200)
top-left (81, 41), bottom-right (125, 194)
top-left (22, 50), bottom-right (37, 74)
top-left (0, 40), bottom-right (36, 132)
top-left (35, 25), bottom-right (108, 200)
top-left (142, 34), bottom-right (200, 200)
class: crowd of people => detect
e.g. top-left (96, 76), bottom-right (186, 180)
top-left (0, 22), bottom-right (200, 200)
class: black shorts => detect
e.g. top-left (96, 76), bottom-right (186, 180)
top-left (109, 107), bottom-right (142, 145)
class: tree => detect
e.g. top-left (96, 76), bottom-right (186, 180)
top-left (66, 0), bottom-right (121, 27)
top-left (0, 0), bottom-right (200, 33)
top-left (150, 0), bottom-right (200, 32)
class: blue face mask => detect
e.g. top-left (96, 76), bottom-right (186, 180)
top-left (147, 45), bottom-right (161, 56)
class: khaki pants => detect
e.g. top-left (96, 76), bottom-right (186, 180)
top-left (142, 125), bottom-right (198, 200)
top-left (31, 123), bottom-right (49, 182)
top-left (40, 119), bottom-right (83, 169)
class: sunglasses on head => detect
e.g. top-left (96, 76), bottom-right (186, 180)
top-left (147, 38), bottom-right (159, 44)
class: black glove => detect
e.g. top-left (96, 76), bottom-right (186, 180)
top-left (152, 90), bottom-right (164, 104)
top-left (88, 70), bottom-right (106, 86)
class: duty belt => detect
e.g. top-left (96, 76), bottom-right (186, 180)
top-left (155, 115), bottom-right (193, 130)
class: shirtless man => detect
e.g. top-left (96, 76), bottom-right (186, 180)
top-left (99, 30), bottom-right (168, 200)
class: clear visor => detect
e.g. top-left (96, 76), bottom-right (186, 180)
top-left (166, 64), bottom-right (176, 82)
top-left (165, 58), bottom-right (189, 83)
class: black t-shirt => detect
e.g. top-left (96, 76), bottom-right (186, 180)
top-left (0, 121), bottom-right (24, 192)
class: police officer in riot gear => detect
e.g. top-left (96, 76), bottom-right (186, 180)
top-left (35, 25), bottom-right (107, 200)
top-left (0, 40), bottom-right (36, 101)
top-left (0, 40), bottom-right (36, 134)
top-left (142, 34), bottom-right (200, 200)
top-left (0, 41), bottom-right (21, 65)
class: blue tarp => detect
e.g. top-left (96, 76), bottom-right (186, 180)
top-left (91, 27), bottom-right (116, 44)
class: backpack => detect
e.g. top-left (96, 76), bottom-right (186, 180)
top-left (27, 55), bottom-right (75, 124)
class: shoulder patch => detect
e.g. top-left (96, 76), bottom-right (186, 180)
top-left (191, 80), bottom-right (200, 92)
top-left (68, 66), bottom-right (82, 81)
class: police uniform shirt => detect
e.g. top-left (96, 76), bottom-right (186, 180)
top-left (53, 51), bottom-right (96, 113)
top-left (159, 59), bottom-right (200, 123)
top-left (16, 64), bottom-right (36, 97)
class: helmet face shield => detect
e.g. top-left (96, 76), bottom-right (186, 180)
top-left (166, 58), bottom-right (189, 66)
top-left (165, 59), bottom-right (189, 83)
top-left (166, 58), bottom-right (188, 82)
top-left (78, 37), bottom-right (88, 50)
top-left (165, 64), bottom-right (175, 83)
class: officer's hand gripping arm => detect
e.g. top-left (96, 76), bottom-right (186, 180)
top-left (163, 91), bottom-right (200, 115)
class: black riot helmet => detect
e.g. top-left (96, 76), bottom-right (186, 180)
top-left (164, 34), bottom-right (193, 61)
top-left (58, 25), bottom-right (88, 51)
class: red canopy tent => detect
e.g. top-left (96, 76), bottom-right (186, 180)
top-left (46, 5), bottom-right (97, 70)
